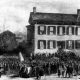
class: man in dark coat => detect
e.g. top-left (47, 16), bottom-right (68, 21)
top-left (66, 65), bottom-right (73, 78)
top-left (36, 66), bottom-right (40, 79)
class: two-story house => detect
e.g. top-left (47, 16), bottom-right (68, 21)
top-left (27, 7), bottom-right (80, 55)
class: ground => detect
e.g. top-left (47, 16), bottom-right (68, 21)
top-left (0, 74), bottom-right (80, 80)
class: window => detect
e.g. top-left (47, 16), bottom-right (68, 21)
top-left (47, 26), bottom-right (56, 35)
top-left (57, 26), bottom-right (65, 35)
top-left (66, 40), bottom-right (74, 49)
top-left (75, 27), bottom-right (78, 35)
top-left (75, 40), bottom-right (80, 49)
top-left (69, 27), bottom-right (72, 35)
top-left (38, 40), bottom-right (46, 49)
top-left (38, 26), bottom-right (46, 35)
top-left (57, 41), bottom-right (65, 49)
top-left (78, 28), bottom-right (80, 35)
top-left (66, 27), bottom-right (74, 35)
top-left (75, 27), bottom-right (80, 35)
top-left (47, 40), bottom-right (56, 49)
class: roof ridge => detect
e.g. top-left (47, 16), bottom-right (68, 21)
top-left (30, 12), bottom-right (77, 15)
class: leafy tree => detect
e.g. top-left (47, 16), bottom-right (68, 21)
top-left (0, 30), bottom-right (19, 54)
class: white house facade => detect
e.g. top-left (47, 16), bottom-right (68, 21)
top-left (27, 7), bottom-right (80, 55)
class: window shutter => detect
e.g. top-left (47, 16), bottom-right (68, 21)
top-left (44, 40), bottom-right (46, 49)
top-left (78, 41), bottom-right (80, 49)
top-left (47, 26), bottom-right (50, 35)
top-left (44, 26), bottom-right (46, 34)
top-left (72, 41), bottom-right (74, 49)
top-left (53, 41), bottom-right (56, 48)
top-left (72, 27), bottom-right (74, 35)
top-left (75, 40), bottom-right (77, 49)
top-left (63, 27), bottom-right (65, 35)
top-left (66, 27), bottom-right (69, 35)
top-left (54, 27), bottom-right (56, 34)
top-left (38, 26), bottom-right (40, 34)
top-left (57, 27), bottom-right (59, 35)
top-left (38, 40), bottom-right (40, 49)
top-left (66, 41), bottom-right (68, 49)
top-left (75, 27), bottom-right (78, 35)
top-left (47, 41), bottom-right (50, 49)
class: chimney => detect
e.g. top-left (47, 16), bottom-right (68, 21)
top-left (33, 7), bottom-right (36, 13)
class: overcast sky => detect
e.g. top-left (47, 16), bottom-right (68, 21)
top-left (0, 0), bottom-right (80, 33)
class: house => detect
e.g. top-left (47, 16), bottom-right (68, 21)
top-left (26, 7), bottom-right (80, 55)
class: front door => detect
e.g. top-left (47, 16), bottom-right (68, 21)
top-left (57, 41), bottom-right (65, 49)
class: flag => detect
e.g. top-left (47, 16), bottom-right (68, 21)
top-left (19, 52), bottom-right (24, 62)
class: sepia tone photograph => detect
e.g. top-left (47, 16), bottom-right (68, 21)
top-left (0, 0), bottom-right (80, 80)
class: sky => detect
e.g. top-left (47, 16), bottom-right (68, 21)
top-left (0, 0), bottom-right (80, 34)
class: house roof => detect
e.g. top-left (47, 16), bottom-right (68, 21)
top-left (29, 12), bottom-right (79, 25)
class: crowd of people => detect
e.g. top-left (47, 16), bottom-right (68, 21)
top-left (0, 50), bottom-right (80, 79)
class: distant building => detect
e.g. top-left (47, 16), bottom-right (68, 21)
top-left (16, 36), bottom-right (23, 42)
top-left (16, 33), bottom-right (26, 42)
top-left (27, 7), bottom-right (80, 55)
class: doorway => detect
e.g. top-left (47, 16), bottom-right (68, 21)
top-left (57, 41), bottom-right (65, 49)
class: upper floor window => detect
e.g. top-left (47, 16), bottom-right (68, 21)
top-left (75, 27), bottom-right (80, 35)
top-left (75, 40), bottom-right (80, 49)
top-left (47, 26), bottom-right (56, 35)
top-left (47, 40), bottom-right (56, 49)
top-left (66, 26), bottom-right (74, 35)
top-left (38, 40), bottom-right (46, 49)
top-left (57, 26), bottom-right (65, 35)
top-left (66, 40), bottom-right (74, 49)
top-left (38, 26), bottom-right (46, 35)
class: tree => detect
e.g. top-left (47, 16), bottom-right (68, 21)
top-left (0, 30), bottom-right (19, 54)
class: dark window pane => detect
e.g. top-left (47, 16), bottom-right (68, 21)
top-left (63, 27), bottom-right (65, 35)
top-left (75, 27), bottom-right (78, 35)
top-left (53, 41), bottom-right (56, 48)
top-left (72, 27), bottom-right (74, 35)
top-left (57, 41), bottom-right (65, 49)
top-left (57, 26), bottom-right (59, 35)
top-left (75, 40), bottom-right (80, 49)
top-left (66, 27), bottom-right (69, 35)
top-left (38, 26), bottom-right (40, 34)
top-left (66, 40), bottom-right (74, 49)
top-left (72, 41), bottom-right (74, 49)
top-left (47, 40), bottom-right (50, 49)
top-left (57, 26), bottom-right (65, 35)
top-left (38, 26), bottom-right (46, 35)
top-left (47, 26), bottom-right (56, 35)
top-left (67, 26), bottom-right (74, 35)
top-left (47, 40), bottom-right (56, 49)
top-left (38, 40), bottom-right (46, 49)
